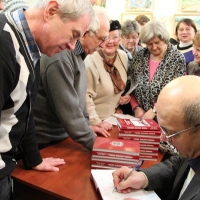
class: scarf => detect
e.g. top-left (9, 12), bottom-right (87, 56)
top-left (98, 49), bottom-right (125, 94)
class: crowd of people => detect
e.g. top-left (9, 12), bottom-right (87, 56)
top-left (1, 0), bottom-right (200, 200)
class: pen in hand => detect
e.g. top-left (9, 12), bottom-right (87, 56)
top-left (113, 159), bottom-right (144, 192)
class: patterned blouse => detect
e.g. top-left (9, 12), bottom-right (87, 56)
top-left (128, 43), bottom-right (186, 112)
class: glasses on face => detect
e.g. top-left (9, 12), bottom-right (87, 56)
top-left (160, 124), bottom-right (200, 142)
top-left (122, 36), bottom-right (139, 41)
top-left (94, 33), bottom-right (109, 45)
top-left (108, 35), bottom-right (120, 43)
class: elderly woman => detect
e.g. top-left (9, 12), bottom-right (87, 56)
top-left (85, 20), bottom-right (128, 130)
top-left (175, 18), bottom-right (197, 65)
top-left (129, 20), bottom-right (186, 155)
top-left (119, 19), bottom-right (142, 69)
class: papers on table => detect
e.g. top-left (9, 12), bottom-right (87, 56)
top-left (91, 169), bottom-right (161, 200)
top-left (104, 114), bottom-right (139, 126)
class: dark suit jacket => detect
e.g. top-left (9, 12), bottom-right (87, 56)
top-left (141, 155), bottom-right (200, 200)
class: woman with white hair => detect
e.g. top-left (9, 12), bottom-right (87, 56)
top-left (129, 20), bottom-right (186, 155)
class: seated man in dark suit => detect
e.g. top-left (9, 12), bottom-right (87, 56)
top-left (113, 75), bottom-right (200, 200)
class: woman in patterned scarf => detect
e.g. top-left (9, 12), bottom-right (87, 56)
top-left (85, 20), bottom-right (128, 130)
top-left (129, 20), bottom-right (186, 155)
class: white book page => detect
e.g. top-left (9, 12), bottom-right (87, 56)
top-left (103, 114), bottom-right (139, 126)
top-left (91, 170), bottom-right (160, 200)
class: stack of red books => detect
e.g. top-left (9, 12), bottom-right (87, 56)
top-left (91, 137), bottom-right (140, 169)
top-left (117, 118), bottom-right (161, 161)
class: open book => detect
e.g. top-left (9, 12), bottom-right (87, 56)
top-left (104, 113), bottom-right (139, 126)
top-left (91, 169), bottom-right (160, 200)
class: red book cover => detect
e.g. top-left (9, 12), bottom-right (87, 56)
top-left (92, 151), bottom-right (139, 160)
top-left (118, 134), bottom-right (160, 142)
top-left (118, 127), bottom-right (161, 136)
top-left (117, 118), bottom-right (160, 131)
top-left (91, 157), bottom-right (137, 168)
top-left (93, 137), bottom-right (140, 156)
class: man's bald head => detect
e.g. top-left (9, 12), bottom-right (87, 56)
top-left (157, 75), bottom-right (200, 126)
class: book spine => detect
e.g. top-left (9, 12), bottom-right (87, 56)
top-left (91, 165), bottom-right (118, 170)
top-left (92, 155), bottom-right (139, 162)
top-left (119, 129), bottom-right (161, 136)
top-left (92, 151), bottom-right (140, 159)
top-left (91, 160), bottom-right (137, 168)
top-left (139, 142), bottom-right (160, 148)
top-left (139, 157), bottom-right (158, 161)
top-left (118, 135), bottom-right (160, 142)
top-left (140, 148), bottom-right (158, 153)
top-left (119, 126), bottom-right (160, 130)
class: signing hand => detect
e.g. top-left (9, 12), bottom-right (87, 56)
top-left (112, 166), bottom-right (146, 194)
top-left (32, 157), bottom-right (65, 172)
top-left (89, 125), bottom-right (110, 137)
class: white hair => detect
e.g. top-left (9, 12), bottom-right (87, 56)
top-left (88, 5), bottom-right (109, 34)
top-left (33, 0), bottom-right (95, 22)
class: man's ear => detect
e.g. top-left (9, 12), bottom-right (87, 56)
top-left (44, 0), bottom-right (59, 21)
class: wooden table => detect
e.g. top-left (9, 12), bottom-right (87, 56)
top-left (11, 126), bottom-right (166, 200)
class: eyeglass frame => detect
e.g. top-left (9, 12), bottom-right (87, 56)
top-left (107, 35), bottom-right (120, 43)
top-left (93, 32), bottom-right (109, 45)
top-left (160, 124), bottom-right (200, 142)
top-left (122, 36), bottom-right (139, 41)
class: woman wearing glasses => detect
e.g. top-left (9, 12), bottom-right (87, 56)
top-left (84, 20), bottom-right (128, 130)
top-left (119, 19), bottom-right (142, 69)
top-left (129, 20), bottom-right (186, 155)
top-left (175, 18), bottom-right (197, 65)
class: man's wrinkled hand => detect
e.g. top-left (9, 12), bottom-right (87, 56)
top-left (32, 157), bottom-right (65, 172)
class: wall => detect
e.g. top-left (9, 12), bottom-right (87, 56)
top-left (106, 0), bottom-right (180, 38)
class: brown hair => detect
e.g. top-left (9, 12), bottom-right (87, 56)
top-left (135, 15), bottom-right (150, 25)
top-left (175, 18), bottom-right (197, 38)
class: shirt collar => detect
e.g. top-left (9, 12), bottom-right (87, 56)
top-left (11, 8), bottom-right (41, 65)
top-left (73, 40), bottom-right (85, 56)
top-left (188, 156), bottom-right (200, 172)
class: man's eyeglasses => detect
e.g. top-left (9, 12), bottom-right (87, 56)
top-left (94, 33), bottom-right (109, 45)
top-left (160, 124), bottom-right (200, 142)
